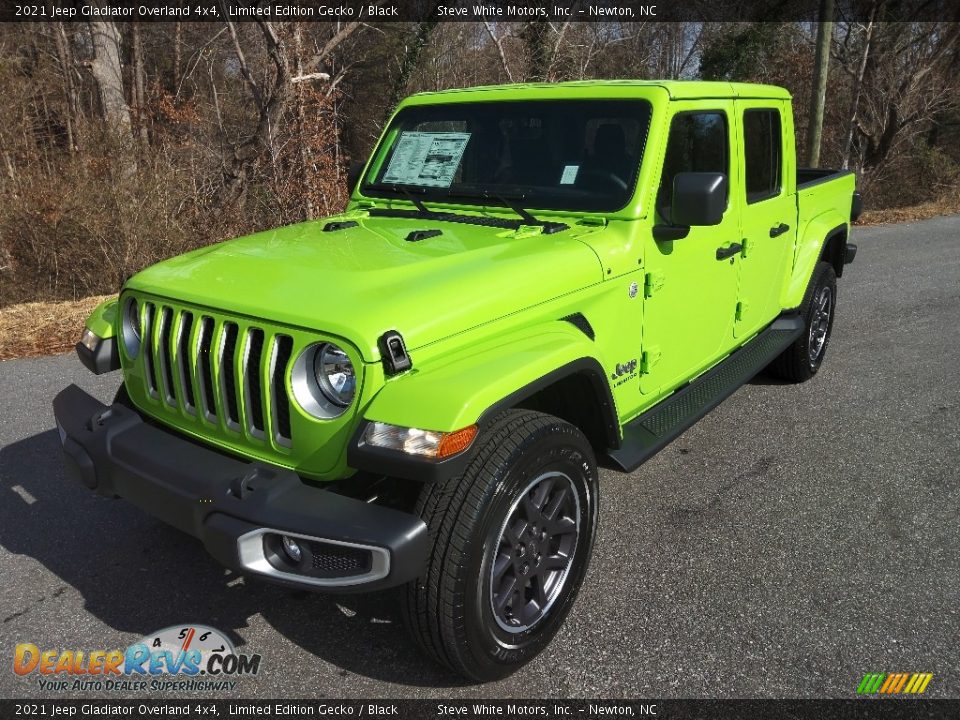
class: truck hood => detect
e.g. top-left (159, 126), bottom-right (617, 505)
top-left (126, 214), bottom-right (603, 361)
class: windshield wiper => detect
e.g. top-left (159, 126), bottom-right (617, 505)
top-left (366, 183), bottom-right (435, 215)
top-left (446, 189), bottom-right (567, 234)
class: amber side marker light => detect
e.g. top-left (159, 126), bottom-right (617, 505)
top-left (437, 425), bottom-right (479, 459)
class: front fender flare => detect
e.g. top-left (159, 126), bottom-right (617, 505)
top-left (348, 323), bottom-right (618, 481)
top-left (86, 297), bottom-right (119, 339)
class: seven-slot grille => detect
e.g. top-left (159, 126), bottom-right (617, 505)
top-left (139, 301), bottom-right (295, 449)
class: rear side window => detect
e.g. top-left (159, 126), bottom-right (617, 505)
top-left (743, 109), bottom-right (782, 203)
top-left (658, 111), bottom-right (728, 217)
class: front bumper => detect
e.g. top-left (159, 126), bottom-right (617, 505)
top-left (52, 384), bottom-right (428, 592)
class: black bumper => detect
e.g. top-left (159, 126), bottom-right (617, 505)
top-left (52, 384), bottom-right (428, 593)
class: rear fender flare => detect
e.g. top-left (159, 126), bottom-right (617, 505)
top-left (783, 213), bottom-right (847, 309)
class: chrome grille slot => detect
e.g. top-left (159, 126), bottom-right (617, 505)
top-left (244, 328), bottom-right (266, 438)
top-left (271, 335), bottom-right (294, 446)
top-left (177, 311), bottom-right (195, 414)
top-left (196, 316), bottom-right (217, 422)
top-left (142, 302), bottom-right (158, 397)
top-left (157, 306), bottom-right (177, 406)
top-left (219, 321), bottom-right (241, 430)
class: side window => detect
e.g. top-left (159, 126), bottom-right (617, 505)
top-left (658, 112), bottom-right (728, 217)
top-left (743, 109), bottom-right (782, 203)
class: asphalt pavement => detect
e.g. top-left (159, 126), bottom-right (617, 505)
top-left (1, 215), bottom-right (958, 699)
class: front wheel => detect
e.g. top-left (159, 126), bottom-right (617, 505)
top-left (767, 261), bottom-right (837, 383)
top-left (400, 410), bottom-right (598, 681)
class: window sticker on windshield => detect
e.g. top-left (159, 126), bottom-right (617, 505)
top-left (382, 131), bottom-right (471, 188)
top-left (560, 165), bottom-right (580, 185)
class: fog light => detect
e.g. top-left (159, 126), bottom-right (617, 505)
top-left (281, 535), bottom-right (303, 563)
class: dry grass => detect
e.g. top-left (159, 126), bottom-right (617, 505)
top-left (857, 193), bottom-right (960, 226)
top-left (0, 294), bottom-right (114, 361)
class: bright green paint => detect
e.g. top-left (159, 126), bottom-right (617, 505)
top-left (733, 97), bottom-right (796, 339)
top-left (366, 323), bottom-right (600, 432)
top-left (85, 298), bottom-right (118, 339)
top-left (98, 80), bottom-right (854, 482)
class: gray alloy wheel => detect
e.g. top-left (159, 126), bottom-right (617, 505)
top-left (490, 470), bottom-right (581, 634)
top-left (808, 284), bottom-right (833, 366)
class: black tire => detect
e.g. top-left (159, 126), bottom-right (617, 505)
top-left (400, 409), bottom-right (598, 681)
top-left (767, 261), bottom-right (837, 383)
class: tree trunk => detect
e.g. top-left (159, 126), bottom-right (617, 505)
top-left (131, 21), bottom-right (149, 147)
top-left (52, 23), bottom-right (80, 152)
top-left (523, 22), bottom-right (549, 82)
top-left (173, 22), bottom-right (182, 90)
top-left (805, 0), bottom-right (834, 167)
top-left (841, 15), bottom-right (874, 170)
top-left (87, 12), bottom-right (133, 141)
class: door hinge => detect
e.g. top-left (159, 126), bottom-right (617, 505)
top-left (643, 271), bottom-right (665, 298)
top-left (735, 301), bottom-right (749, 323)
top-left (641, 346), bottom-right (662, 374)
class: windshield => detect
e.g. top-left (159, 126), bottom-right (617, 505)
top-left (362, 99), bottom-right (652, 213)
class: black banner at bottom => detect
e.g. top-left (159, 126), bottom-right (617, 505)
top-left (2, 699), bottom-right (958, 720)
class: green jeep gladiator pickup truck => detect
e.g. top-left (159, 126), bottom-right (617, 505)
top-left (54, 80), bottom-right (859, 681)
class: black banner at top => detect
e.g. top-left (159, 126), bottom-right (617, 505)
top-left (3, 0), bottom-right (960, 23)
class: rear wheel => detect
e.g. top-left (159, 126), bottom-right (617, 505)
top-left (767, 261), bottom-right (837, 383)
top-left (400, 409), bottom-right (598, 681)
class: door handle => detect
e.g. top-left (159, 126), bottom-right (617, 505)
top-left (716, 243), bottom-right (742, 261)
top-left (769, 222), bottom-right (790, 237)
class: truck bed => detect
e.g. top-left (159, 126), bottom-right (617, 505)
top-left (797, 167), bottom-right (853, 190)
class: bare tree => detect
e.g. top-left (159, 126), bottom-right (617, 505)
top-left (840, 14), bottom-right (875, 169)
top-left (806, 0), bottom-right (834, 166)
top-left (851, 21), bottom-right (960, 174)
top-left (217, 19), bottom-right (364, 206)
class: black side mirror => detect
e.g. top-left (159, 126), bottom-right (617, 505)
top-left (671, 172), bottom-right (727, 227)
top-left (347, 160), bottom-right (365, 194)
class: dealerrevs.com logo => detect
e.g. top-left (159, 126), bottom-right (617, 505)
top-left (13, 624), bottom-right (261, 692)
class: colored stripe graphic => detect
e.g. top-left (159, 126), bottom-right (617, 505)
top-left (857, 674), bottom-right (886, 694)
top-left (857, 672), bottom-right (933, 694)
top-left (911, 673), bottom-right (934, 694)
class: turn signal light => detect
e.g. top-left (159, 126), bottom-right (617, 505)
top-left (437, 425), bottom-right (478, 459)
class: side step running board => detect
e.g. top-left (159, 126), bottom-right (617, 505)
top-left (607, 315), bottom-right (804, 473)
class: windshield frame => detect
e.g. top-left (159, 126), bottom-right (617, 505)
top-left (358, 98), bottom-right (653, 216)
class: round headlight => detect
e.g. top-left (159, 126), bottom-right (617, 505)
top-left (121, 297), bottom-right (141, 358)
top-left (314, 344), bottom-right (356, 407)
top-left (290, 342), bottom-right (358, 419)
